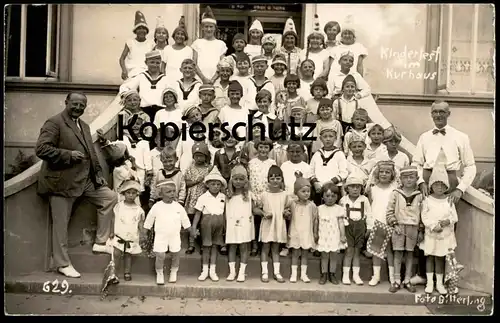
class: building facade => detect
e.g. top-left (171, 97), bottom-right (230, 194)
top-left (4, 4), bottom-right (495, 173)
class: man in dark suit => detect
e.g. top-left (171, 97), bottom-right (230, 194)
top-left (36, 92), bottom-right (118, 278)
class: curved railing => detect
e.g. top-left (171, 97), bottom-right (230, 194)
top-left (4, 95), bottom-right (494, 294)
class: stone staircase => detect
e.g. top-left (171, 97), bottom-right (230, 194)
top-left (5, 232), bottom-right (491, 307)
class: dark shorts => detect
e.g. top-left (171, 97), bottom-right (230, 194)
top-left (346, 219), bottom-right (366, 249)
top-left (200, 214), bottom-right (225, 247)
top-left (392, 224), bottom-right (419, 251)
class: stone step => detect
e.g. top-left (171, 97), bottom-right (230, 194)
top-left (6, 272), bottom-right (491, 307)
top-left (69, 244), bottom-right (403, 282)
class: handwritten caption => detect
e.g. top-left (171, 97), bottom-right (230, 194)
top-left (381, 46), bottom-right (441, 80)
top-left (42, 279), bottom-right (72, 295)
top-left (415, 294), bottom-right (489, 312)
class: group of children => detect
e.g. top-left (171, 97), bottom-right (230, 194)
top-left (101, 6), bottom-right (459, 295)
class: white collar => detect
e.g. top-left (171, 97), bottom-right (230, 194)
top-left (253, 111), bottom-right (277, 120)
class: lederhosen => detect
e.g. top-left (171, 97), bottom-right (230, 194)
top-left (336, 97), bottom-right (358, 136)
top-left (248, 78), bottom-right (272, 117)
top-left (312, 149), bottom-right (341, 205)
top-left (140, 71), bottom-right (165, 123)
top-left (345, 201), bottom-right (367, 249)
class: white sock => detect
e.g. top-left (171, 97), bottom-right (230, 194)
top-left (228, 262), bottom-right (236, 275)
top-left (388, 266), bottom-right (395, 284)
top-left (301, 265), bottom-right (308, 277)
top-left (202, 264), bottom-right (209, 273)
top-left (290, 265), bottom-right (298, 281)
top-left (210, 264), bottom-right (217, 274)
top-left (352, 266), bottom-right (361, 276)
top-left (239, 263), bottom-right (247, 273)
top-left (261, 262), bottom-right (268, 275)
top-left (273, 262), bottom-right (281, 275)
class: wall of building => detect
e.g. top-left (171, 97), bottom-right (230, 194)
top-left (314, 4), bottom-right (430, 95)
top-left (4, 92), bottom-right (115, 166)
top-left (71, 4), bottom-right (184, 85)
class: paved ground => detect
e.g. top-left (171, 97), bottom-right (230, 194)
top-left (5, 294), bottom-right (434, 316)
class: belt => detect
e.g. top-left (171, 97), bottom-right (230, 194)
top-left (116, 235), bottom-right (133, 254)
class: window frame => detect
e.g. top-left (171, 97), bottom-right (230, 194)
top-left (5, 4), bottom-right (62, 82)
top-left (434, 4), bottom-right (495, 97)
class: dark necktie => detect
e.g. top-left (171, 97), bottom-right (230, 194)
top-left (432, 128), bottom-right (446, 135)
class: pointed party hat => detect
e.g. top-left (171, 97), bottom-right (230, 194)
top-left (204, 166), bottom-right (227, 188)
top-left (173, 16), bottom-right (188, 39)
top-left (429, 148), bottom-right (449, 189)
top-left (249, 19), bottom-right (263, 33)
top-left (201, 6), bottom-right (217, 25)
top-left (156, 16), bottom-right (166, 30)
top-left (313, 14), bottom-right (321, 33)
top-left (133, 11), bottom-right (149, 33)
top-left (283, 17), bottom-right (298, 38)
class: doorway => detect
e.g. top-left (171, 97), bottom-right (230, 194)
top-left (200, 4), bottom-right (303, 54)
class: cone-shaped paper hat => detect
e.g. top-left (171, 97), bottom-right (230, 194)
top-left (283, 17), bottom-right (298, 38)
top-left (156, 16), bottom-right (166, 30)
top-left (201, 6), bottom-right (217, 25)
top-left (429, 148), bottom-right (449, 188)
top-left (133, 11), bottom-right (149, 33)
top-left (249, 19), bottom-right (263, 33)
top-left (204, 166), bottom-right (227, 188)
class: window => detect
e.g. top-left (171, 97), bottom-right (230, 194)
top-left (5, 4), bottom-right (60, 80)
top-left (437, 4), bottom-right (495, 95)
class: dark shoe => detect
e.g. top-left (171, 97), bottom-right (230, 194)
top-left (313, 250), bottom-right (321, 257)
top-left (220, 246), bottom-right (228, 255)
top-left (124, 273), bottom-right (132, 281)
top-left (404, 282), bottom-right (417, 293)
top-left (389, 282), bottom-right (400, 293)
top-left (274, 274), bottom-right (285, 283)
top-left (329, 273), bottom-right (339, 285)
top-left (185, 246), bottom-right (195, 254)
top-left (319, 273), bottom-right (328, 285)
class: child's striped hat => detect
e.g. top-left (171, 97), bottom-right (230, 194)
top-left (252, 55), bottom-right (267, 65)
top-left (201, 6), bottom-right (217, 25)
top-left (400, 165), bottom-right (418, 175)
top-left (199, 84), bottom-right (215, 93)
top-left (145, 50), bottom-right (162, 60)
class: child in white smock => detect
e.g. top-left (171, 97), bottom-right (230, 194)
top-left (258, 165), bottom-right (292, 283)
top-left (421, 152), bottom-right (458, 295)
top-left (144, 180), bottom-right (191, 284)
top-left (317, 183), bottom-right (346, 285)
top-left (119, 11), bottom-right (155, 80)
top-left (225, 164), bottom-right (257, 282)
top-left (111, 179), bottom-right (145, 281)
top-left (366, 160), bottom-right (398, 287)
top-left (192, 6), bottom-right (227, 84)
top-left (288, 176), bottom-right (319, 283)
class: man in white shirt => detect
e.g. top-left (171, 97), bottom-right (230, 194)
top-left (410, 100), bottom-right (476, 286)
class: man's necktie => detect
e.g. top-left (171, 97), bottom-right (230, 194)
top-left (432, 128), bottom-right (446, 135)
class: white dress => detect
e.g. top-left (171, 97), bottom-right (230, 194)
top-left (298, 78), bottom-right (314, 102)
top-left (421, 196), bottom-right (458, 257)
top-left (259, 191), bottom-right (291, 243)
top-left (192, 38), bottom-right (227, 80)
top-left (248, 158), bottom-right (277, 203)
top-left (287, 200), bottom-right (317, 250)
top-left (225, 193), bottom-right (256, 244)
top-left (370, 183), bottom-right (397, 224)
top-left (111, 201), bottom-right (144, 254)
top-left (280, 161), bottom-right (313, 196)
top-left (317, 204), bottom-right (346, 252)
top-left (299, 49), bottom-right (330, 80)
top-left (163, 45), bottom-right (194, 81)
top-left (125, 38), bottom-right (156, 79)
top-left (327, 42), bottom-right (368, 78)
